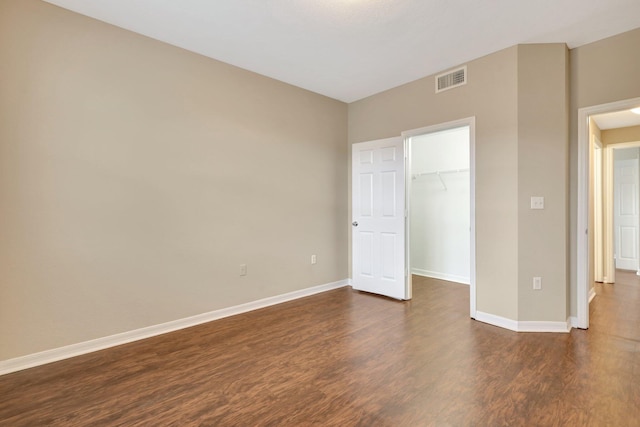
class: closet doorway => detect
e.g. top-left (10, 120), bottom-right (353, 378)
top-left (403, 118), bottom-right (476, 316)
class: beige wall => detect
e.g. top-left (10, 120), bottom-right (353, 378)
top-left (569, 28), bottom-right (640, 316)
top-left (350, 47), bottom-right (521, 320)
top-left (0, 0), bottom-right (348, 360)
top-left (590, 120), bottom-right (603, 143)
top-left (602, 125), bottom-right (640, 145)
top-left (517, 44), bottom-right (569, 321)
top-left (3, 0), bottom-right (640, 363)
top-left (349, 44), bottom-right (571, 323)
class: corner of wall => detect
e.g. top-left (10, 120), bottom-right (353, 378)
top-left (517, 43), bottom-right (570, 323)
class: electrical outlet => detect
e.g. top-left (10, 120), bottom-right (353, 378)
top-left (240, 264), bottom-right (247, 276)
top-left (530, 196), bottom-right (545, 210)
top-left (533, 276), bottom-right (542, 290)
top-left (311, 254), bottom-right (317, 265)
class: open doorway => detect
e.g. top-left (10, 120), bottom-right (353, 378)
top-left (403, 117), bottom-right (476, 318)
top-left (577, 97), bottom-right (640, 329)
top-left (409, 127), bottom-right (470, 284)
top-left (612, 146), bottom-right (640, 273)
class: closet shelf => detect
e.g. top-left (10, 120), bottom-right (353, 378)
top-left (411, 168), bottom-right (469, 191)
top-left (412, 168), bottom-right (469, 179)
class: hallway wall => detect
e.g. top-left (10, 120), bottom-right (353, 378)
top-left (569, 27), bottom-right (640, 316)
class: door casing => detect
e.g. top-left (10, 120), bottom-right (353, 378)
top-left (577, 96), bottom-right (640, 329)
top-left (593, 139), bottom-right (603, 282)
top-left (402, 117), bottom-right (477, 319)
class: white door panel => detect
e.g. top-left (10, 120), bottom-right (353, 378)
top-left (614, 158), bottom-right (639, 271)
top-left (352, 137), bottom-right (407, 300)
top-left (619, 227), bottom-right (636, 259)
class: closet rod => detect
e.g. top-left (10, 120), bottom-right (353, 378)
top-left (411, 168), bottom-right (469, 180)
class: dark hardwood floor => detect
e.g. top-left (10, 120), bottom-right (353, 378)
top-left (2, 273), bottom-right (640, 426)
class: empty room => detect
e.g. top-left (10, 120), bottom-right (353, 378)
top-left (2, 0), bottom-right (640, 425)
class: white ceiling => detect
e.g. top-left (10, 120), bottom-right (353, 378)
top-left (43, 0), bottom-right (640, 103)
top-left (592, 109), bottom-right (640, 130)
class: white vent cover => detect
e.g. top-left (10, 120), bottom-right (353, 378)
top-left (435, 66), bottom-right (467, 93)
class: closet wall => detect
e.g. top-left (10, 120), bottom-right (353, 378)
top-left (410, 127), bottom-right (470, 284)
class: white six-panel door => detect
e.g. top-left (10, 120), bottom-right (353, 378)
top-left (352, 137), bottom-right (407, 300)
top-left (614, 158), bottom-right (639, 271)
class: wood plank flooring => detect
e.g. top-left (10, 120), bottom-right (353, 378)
top-left (2, 274), bottom-right (640, 426)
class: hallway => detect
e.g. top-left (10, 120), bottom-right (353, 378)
top-left (591, 269), bottom-right (640, 342)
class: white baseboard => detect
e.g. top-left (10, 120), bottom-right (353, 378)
top-left (517, 320), bottom-right (571, 333)
top-left (475, 311), bottom-right (571, 333)
top-left (411, 268), bottom-right (470, 285)
top-left (569, 287), bottom-right (596, 330)
top-left (475, 311), bottom-right (518, 331)
top-left (0, 279), bottom-right (349, 376)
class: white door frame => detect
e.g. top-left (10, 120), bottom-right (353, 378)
top-left (592, 138), bottom-right (616, 285)
top-left (402, 117), bottom-right (477, 318)
top-left (603, 145), bottom-right (615, 284)
top-left (611, 143), bottom-right (640, 274)
top-left (577, 96), bottom-right (640, 329)
top-left (593, 138), bottom-right (603, 283)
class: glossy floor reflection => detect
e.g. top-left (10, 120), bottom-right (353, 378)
top-left (1, 274), bottom-right (639, 426)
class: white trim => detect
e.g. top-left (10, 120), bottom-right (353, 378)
top-left (577, 97), bottom-right (640, 330)
top-left (603, 146), bottom-right (616, 284)
top-left (608, 141), bottom-right (640, 149)
top-left (475, 311), bottom-right (519, 331)
top-left (593, 136), bottom-right (603, 283)
top-left (589, 286), bottom-right (596, 303)
top-left (475, 311), bottom-right (571, 333)
top-left (577, 107), bottom-right (590, 329)
top-left (402, 116), bottom-right (477, 319)
top-left (404, 137), bottom-right (413, 300)
top-left (401, 117), bottom-right (476, 139)
top-left (0, 279), bottom-right (349, 376)
top-left (569, 316), bottom-right (579, 328)
top-left (411, 268), bottom-right (470, 285)
top-left (469, 117), bottom-right (477, 319)
top-left (517, 321), bottom-right (571, 333)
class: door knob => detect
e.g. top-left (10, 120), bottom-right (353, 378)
top-left (352, 221), bottom-right (358, 227)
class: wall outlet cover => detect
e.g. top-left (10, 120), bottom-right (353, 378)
top-left (531, 196), bottom-right (544, 210)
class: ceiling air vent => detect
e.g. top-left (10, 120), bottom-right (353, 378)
top-left (435, 66), bottom-right (467, 93)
